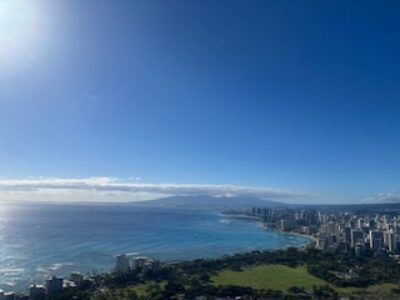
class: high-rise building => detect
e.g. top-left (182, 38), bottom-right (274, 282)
top-left (318, 212), bottom-right (327, 225)
top-left (70, 272), bottom-right (84, 286)
top-left (46, 276), bottom-right (63, 294)
top-left (369, 220), bottom-right (375, 228)
top-left (115, 254), bottom-right (130, 274)
top-left (357, 219), bottom-right (364, 229)
top-left (280, 219), bottom-right (296, 231)
top-left (327, 222), bottom-right (339, 235)
top-left (351, 230), bottom-right (364, 247)
top-left (383, 215), bottom-right (389, 228)
top-left (344, 227), bottom-right (352, 243)
top-left (355, 242), bottom-right (366, 257)
top-left (29, 284), bottom-right (45, 300)
top-left (384, 231), bottom-right (390, 246)
top-left (3, 292), bottom-right (15, 300)
top-left (369, 230), bottom-right (384, 251)
top-left (388, 232), bottom-right (398, 254)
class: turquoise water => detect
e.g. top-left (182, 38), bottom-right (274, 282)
top-left (0, 203), bottom-right (310, 291)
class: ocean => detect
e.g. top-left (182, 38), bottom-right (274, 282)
top-left (0, 203), bottom-right (310, 291)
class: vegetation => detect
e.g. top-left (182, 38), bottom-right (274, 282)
top-left (212, 264), bottom-right (400, 296)
top-left (212, 264), bottom-right (327, 291)
top-left (48, 247), bottom-right (400, 299)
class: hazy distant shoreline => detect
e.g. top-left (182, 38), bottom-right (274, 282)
top-left (223, 212), bottom-right (315, 248)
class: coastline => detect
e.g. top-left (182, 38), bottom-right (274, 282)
top-left (2, 207), bottom-right (314, 293)
top-left (224, 212), bottom-right (317, 248)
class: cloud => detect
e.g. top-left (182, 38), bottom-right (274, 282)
top-left (363, 192), bottom-right (400, 203)
top-left (0, 177), bottom-right (305, 203)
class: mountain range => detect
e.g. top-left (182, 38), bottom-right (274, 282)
top-left (131, 195), bottom-right (285, 209)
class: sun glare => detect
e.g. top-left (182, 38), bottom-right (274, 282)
top-left (0, 0), bottom-right (48, 75)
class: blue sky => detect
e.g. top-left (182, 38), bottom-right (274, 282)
top-left (1, 0), bottom-right (400, 203)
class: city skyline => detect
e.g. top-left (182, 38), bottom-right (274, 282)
top-left (1, 0), bottom-right (400, 203)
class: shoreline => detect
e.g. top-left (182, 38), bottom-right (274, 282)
top-left (165, 214), bottom-right (312, 265)
top-left (224, 212), bottom-right (317, 248)
top-left (3, 209), bottom-right (314, 293)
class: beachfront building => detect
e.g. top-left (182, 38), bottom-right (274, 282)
top-left (70, 272), bottom-right (84, 286)
top-left (29, 284), bottom-right (45, 300)
top-left (115, 254), bottom-right (130, 274)
top-left (143, 261), bottom-right (154, 273)
top-left (3, 292), bottom-right (15, 300)
top-left (142, 259), bottom-right (161, 273)
top-left (130, 256), bottom-right (147, 271)
top-left (116, 255), bottom-right (161, 274)
top-left (46, 276), bottom-right (63, 294)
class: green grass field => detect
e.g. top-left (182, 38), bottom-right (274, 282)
top-left (91, 265), bottom-right (398, 299)
top-left (131, 281), bottom-right (166, 297)
top-left (211, 264), bottom-right (398, 295)
top-left (131, 283), bottom-right (151, 297)
top-left (212, 264), bottom-right (326, 291)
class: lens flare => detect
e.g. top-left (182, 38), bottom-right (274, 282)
top-left (0, 0), bottom-right (48, 75)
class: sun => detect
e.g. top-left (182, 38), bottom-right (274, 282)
top-left (0, 0), bottom-right (48, 75)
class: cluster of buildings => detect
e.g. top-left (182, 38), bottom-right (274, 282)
top-left (248, 207), bottom-right (400, 257)
top-left (115, 254), bottom-right (161, 274)
top-left (314, 211), bottom-right (400, 257)
top-left (0, 273), bottom-right (83, 300)
top-left (1, 254), bottom-right (161, 299)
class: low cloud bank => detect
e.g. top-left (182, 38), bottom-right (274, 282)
top-left (0, 177), bottom-right (305, 203)
top-left (364, 192), bottom-right (400, 203)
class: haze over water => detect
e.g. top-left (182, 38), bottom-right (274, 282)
top-left (0, 203), bottom-right (309, 291)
